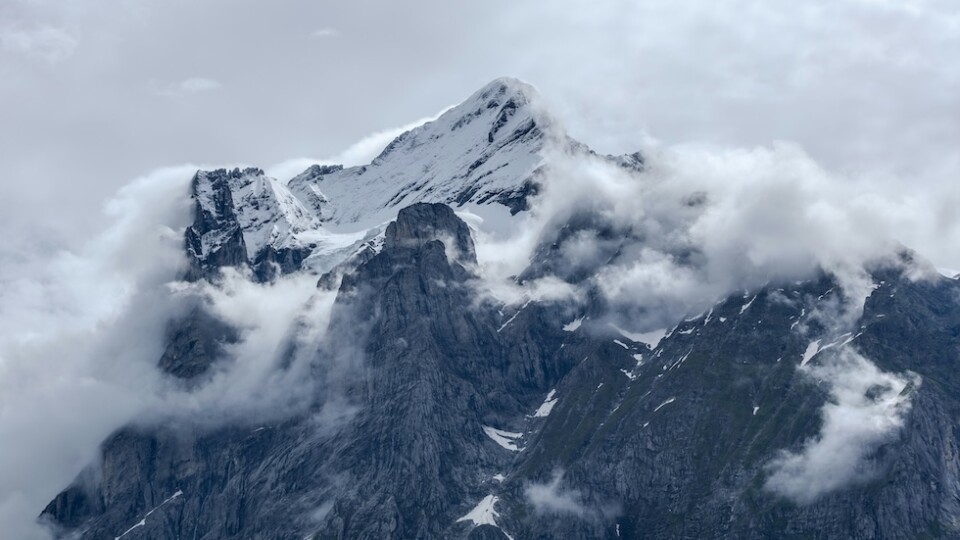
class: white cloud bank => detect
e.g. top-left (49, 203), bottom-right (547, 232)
top-left (0, 165), bottom-right (193, 540)
top-left (765, 348), bottom-right (920, 504)
top-left (472, 139), bottom-right (946, 332)
top-left (589, 144), bottom-right (890, 320)
top-left (525, 472), bottom-right (587, 516)
top-left (164, 269), bottom-right (340, 423)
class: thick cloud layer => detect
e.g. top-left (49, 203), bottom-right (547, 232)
top-left (0, 166), bottom-right (193, 539)
top-left (473, 141), bottom-right (944, 333)
top-left (164, 270), bottom-right (340, 424)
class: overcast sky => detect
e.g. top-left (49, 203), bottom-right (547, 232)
top-left (1, 0), bottom-right (958, 266)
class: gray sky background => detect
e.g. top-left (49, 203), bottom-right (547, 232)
top-left (1, 0), bottom-right (958, 267)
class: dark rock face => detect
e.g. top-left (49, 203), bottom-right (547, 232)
top-left (383, 202), bottom-right (476, 263)
top-left (42, 202), bottom-right (960, 539)
top-left (183, 167), bottom-right (318, 284)
top-left (251, 244), bottom-right (313, 282)
top-left (313, 202), bottom-right (584, 538)
top-left (157, 307), bottom-right (238, 379)
top-left (493, 273), bottom-right (960, 540)
top-left (184, 169), bottom-right (249, 282)
top-left (42, 203), bottom-right (597, 539)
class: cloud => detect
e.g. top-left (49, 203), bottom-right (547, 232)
top-left (470, 140), bottom-right (937, 334)
top-left (159, 268), bottom-right (342, 425)
top-left (472, 274), bottom-right (584, 308)
top-left (151, 77), bottom-right (222, 98)
top-left (310, 27), bottom-right (339, 39)
top-left (524, 471), bottom-right (587, 516)
top-left (765, 348), bottom-right (919, 504)
top-left (0, 24), bottom-right (77, 64)
top-left (524, 470), bottom-right (621, 522)
top-left (0, 165), bottom-right (195, 539)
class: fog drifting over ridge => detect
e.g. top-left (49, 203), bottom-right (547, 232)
top-left (475, 140), bottom-right (945, 332)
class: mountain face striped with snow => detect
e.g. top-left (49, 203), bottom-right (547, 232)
top-left (41, 79), bottom-right (960, 540)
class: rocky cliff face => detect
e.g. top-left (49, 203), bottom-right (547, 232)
top-left (41, 203), bottom-right (621, 539)
top-left (494, 270), bottom-right (960, 539)
top-left (40, 78), bottom-right (960, 540)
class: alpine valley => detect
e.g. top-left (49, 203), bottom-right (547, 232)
top-left (39, 78), bottom-right (960, 540)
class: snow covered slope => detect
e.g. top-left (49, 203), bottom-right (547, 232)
top-left (288, 77), bottom-right (559, 229)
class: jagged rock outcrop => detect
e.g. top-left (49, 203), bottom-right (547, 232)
top-left (157, 306), bottom-right (238, 379)
top-left (183, 166), bottom-right (323, 282)
top-left (43, 202), bottom-right (618, 539)
top-left (183, 168), bottom-right (250, 281)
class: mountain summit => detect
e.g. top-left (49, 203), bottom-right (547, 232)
top-left (185, 77), bottom-right (573, 282)
top-left (288, 76), bottom-right (557, 224)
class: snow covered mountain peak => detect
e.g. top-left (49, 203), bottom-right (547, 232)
top-left (185, 77), bottom-right (585, 281)
top-left (285, 77), bottom-right (563, 228)
top-left (373, 76), bottom-right (548, 166)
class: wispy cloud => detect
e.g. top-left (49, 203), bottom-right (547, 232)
top-left (524, 470), bottom-right (621, 521)
top-left (765, 348), bottom-right (919, 504)
top-left (0, 25), bottom-right (78, 64)
top-left (152, 77), bottom-right (222, 98)
top-left (525, 472), bottom-right (587, 516)
top-left (310, 27), bottom-right (339, 39)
